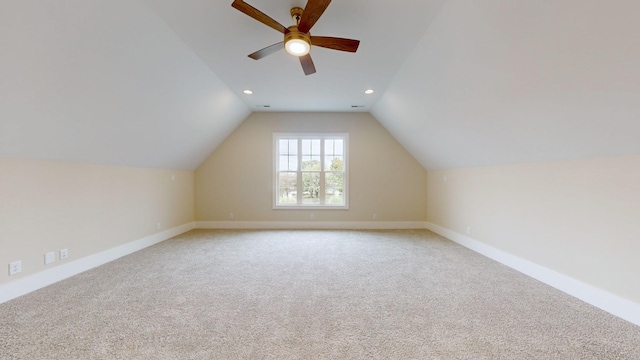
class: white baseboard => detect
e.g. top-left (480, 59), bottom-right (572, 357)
top-left (196, 221), bottom-right (429, 230)
top-left (426, 222), bottom-right (640, 327)
top-left (8, 221), bottom-right (636, 328)
top-left (0, 222), bottom-right (195, 304)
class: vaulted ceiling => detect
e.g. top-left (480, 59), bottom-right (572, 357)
top-left (2, 0), bottom-right (639, 170)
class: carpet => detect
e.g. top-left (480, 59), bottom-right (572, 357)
top-left (1, 229), bottom-right (639, 359)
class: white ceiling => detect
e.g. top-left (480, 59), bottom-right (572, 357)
top-left (372, 0), bottom-right (640, 169)
top-left (143, 0), bottom-right (447, 112)
top-left (2, 0), bottom-right (639, 171)
top-left (1, 0), bottom-right (249, 169)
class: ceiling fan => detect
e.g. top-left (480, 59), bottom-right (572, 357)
top-left (231, 0), bottom-right (360, 75)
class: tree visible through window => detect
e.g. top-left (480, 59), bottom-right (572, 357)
top-left (274, 133), bottom-right (348, 208)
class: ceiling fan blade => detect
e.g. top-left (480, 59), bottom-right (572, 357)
top-left (231, 0), bottom-right (288, 34)
top-left (310, 36), bottom-right (360, 52)
top-left (248, 42), bottom-right (284, 60)
top-left (298, 0), bottom-right (331, 34)
top-left (299, 54), bottom-right (316, 75)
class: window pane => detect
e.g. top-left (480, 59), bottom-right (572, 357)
top-left (279, 155), bottom-right (297, 171)
top-left (325, 139), bottom-right (335, 156)
top-left (325, 155), bottom-right (343, 171)
top-left (288, 156), bottom-right (298, 171)
top-left (279, 139), bottom-right (296, 155)
top-left (302, 172), bottom-right (320, 204)
top-left (324, 138), bottom-right (344, 171)
top-left (302, 156), bottom-right (320, 170)
top-left (301, 139), bottom-right (321, 171)
top-left (278, 172), bottom-right (297, 204)
top-left (278, 139), bottom-right (298, 171)
top-left (302, 139), bottom-right (320, 156)
top-left (325, 139), bottom-right (343, 155)
top-left (325, 172), bottom-right (344, 205)
top-left (334, 139), bottom-right (343, 155)
top-left (279, 156), bottom-right (288, 171)
top-left (302, 139), bottom-right (310, 156)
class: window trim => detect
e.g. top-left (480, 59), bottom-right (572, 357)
top-left (273, 133), bottom-right (349, 210)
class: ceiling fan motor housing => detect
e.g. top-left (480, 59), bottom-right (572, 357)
top-left (290, 7), bottom-right (304, 23)
top-left (285, 7), bottom-right (311, 56)
top-left (285, 25), bottom-right (311, 56)
top-left (285, 26), bottom-right (311, 43)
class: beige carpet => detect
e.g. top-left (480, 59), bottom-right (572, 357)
top-left (1, 229), bottom-right (639, 359)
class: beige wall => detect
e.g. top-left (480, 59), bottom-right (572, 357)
top-left (195, 112), bottom-right (427, 223)
top-left (428, 155), bottom-right (640, 303)
top-left (0, 158), bottom-right (194, 286)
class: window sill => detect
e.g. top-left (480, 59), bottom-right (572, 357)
top-left (273, 205), bottom-right (349, 210)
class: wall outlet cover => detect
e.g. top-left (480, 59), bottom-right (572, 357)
top-left (45, 252), bottom-right (55, 265)
top-left (9, 260), bottom-right (22, 275)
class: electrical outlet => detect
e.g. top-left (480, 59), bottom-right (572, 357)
top-left (156, 222), bottom-right (161, 230)
top-left (45, 252), bottom-right (55, 265)
top-left (310, 213), bottom-right (315, 220)
top-left (60, 248), bottom-right (69, 260)
top-left (9, 260), bottom-right (22, 275)
top-left (229, 213), bottom-right (234, 220)
top-left (372, 213), bottom-right (378, 220)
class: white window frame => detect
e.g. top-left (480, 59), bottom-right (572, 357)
top-left (273, 133), bottom-right (349, 210)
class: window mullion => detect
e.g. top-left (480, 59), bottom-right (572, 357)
top-left (297, 138), bottom-right (302, 205)
top-left (319, 138), bottom-right (325, 205)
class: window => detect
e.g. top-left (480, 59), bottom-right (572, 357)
top-left (274, 133), bottom-right (348, 209)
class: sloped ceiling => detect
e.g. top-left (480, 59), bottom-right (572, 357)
top-left (372, 0), bottom-right (640, 169)
top-left (1, 0), bottom-right (250, 170)
top-left (2, 0), bottom-right (639, 171)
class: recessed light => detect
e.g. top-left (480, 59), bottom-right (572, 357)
top-left (243, 89), bottom-right (253, 95)
top-left (365, 89), bottom-right (374, 95)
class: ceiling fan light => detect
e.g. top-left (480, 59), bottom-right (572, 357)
top-left (284, 27), bottom-right (311, 57)
top-left (285, 39), bottom-right (310, 56)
